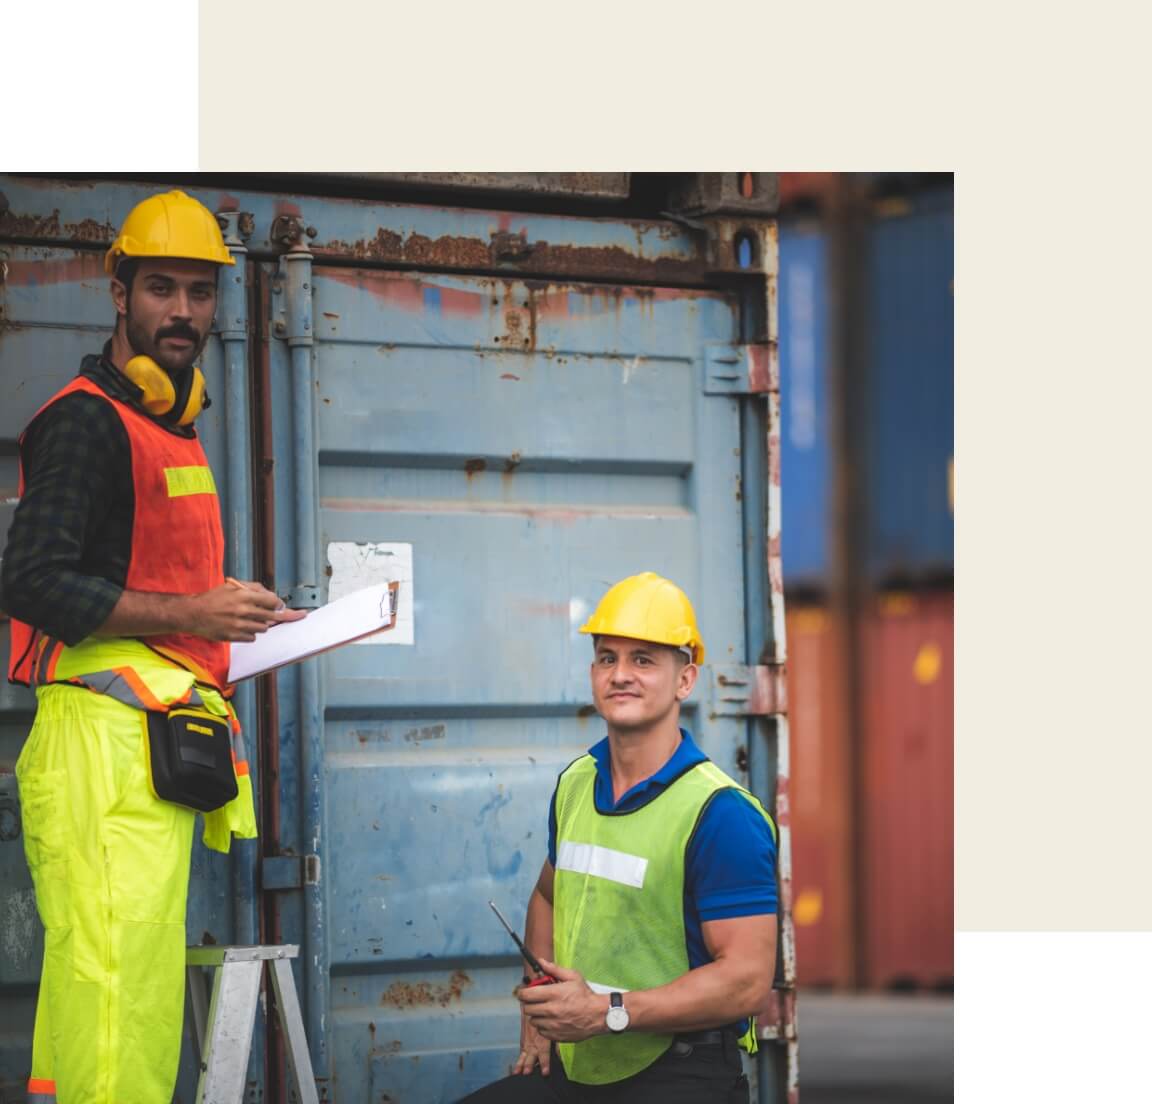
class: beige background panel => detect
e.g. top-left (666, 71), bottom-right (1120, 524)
top-left (198, 1), bottom-right (1152, 928)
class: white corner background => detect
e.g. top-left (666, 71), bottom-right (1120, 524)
top-left (956, 933), bottom-right (1151, 1103)
top-left (7, 1), bottom-right (197, 170)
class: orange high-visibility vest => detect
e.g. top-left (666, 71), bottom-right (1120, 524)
top-left (8, 374), bottom-right (231, 691)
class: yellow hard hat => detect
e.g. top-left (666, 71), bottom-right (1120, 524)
top-left (579, 572), bottom-right (705, 664)
top-left (104, 190), bottom-right (235, 275)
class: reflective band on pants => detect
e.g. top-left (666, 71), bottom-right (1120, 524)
top-left (28, 1077), bottom-right (57, 1103)
top-left (17, 685), bottom-right (195, 1104)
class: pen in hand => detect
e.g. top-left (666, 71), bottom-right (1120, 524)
top-left (226, 577), bottom-right (291, 624)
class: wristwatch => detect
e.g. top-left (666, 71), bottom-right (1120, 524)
top-left (605, 992), bottom-right (630, 1033)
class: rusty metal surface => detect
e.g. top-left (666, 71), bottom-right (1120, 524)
top-left (296, 172), bottom-right (632, 201)
top-left (0, 175), bottom-right (728, 286)
top-left (667, 172), bottom-right (780, 217)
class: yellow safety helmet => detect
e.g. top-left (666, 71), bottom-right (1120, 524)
top-left (579, 572), bottom-right (705, 664)
top-left (105, 190), bottom-right (235, 275)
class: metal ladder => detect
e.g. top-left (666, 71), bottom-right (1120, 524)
top-left (186, 944), bottom-right (319, 1104)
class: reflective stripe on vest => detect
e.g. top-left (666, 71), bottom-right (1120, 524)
top-left (553, 754), bottom-right (775, 1085)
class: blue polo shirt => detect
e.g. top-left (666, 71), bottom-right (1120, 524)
top-left (547, 728), bottom-right (778, 972)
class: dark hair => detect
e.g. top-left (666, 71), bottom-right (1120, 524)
top-left (113, 259), bottom-right (140, 293)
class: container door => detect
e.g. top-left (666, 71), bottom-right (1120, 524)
top-left (264, 256), bottom-right (755, 1101)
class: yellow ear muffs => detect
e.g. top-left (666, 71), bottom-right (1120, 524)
top-left (123, 355), bottom-right (207, 425)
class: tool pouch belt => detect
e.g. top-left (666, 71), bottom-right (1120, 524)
top-left (145, 707), bottom-right (238, 812)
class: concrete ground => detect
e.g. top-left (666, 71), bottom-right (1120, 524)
top-left (794, 992), bottom-right (953, 1103)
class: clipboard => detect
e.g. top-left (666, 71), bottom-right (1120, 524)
top-left (227, 581), bottom-right (400, 682)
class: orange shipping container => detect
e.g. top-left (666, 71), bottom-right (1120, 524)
top-left (860, 591), bottom-right (954, 990)
top-left (786, 605), bottom-right (854, 988)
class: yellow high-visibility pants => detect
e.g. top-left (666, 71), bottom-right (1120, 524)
top-left (17, 685), bottom-right (195, 1104)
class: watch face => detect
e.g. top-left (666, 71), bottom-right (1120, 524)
top-left (606, 1004), bottom-right (630, 1032)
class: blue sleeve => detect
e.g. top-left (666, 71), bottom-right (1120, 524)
top-left (686, 788), bottom-right (778, 921)
top-left (547, 787), bottom-right (558, 867)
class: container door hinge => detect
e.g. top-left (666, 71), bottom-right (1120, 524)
top-left (704, 343), bottom-right (778, 395)
top-left (708, 664), bottom-right (787, 717)
top-left (262, 854), bottom-right (321, 890)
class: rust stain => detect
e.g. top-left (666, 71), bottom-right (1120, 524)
top-left (503, 451), bottom-right (522, 474)
top-left (313, 229), bottom-right (706, 283)
top-left (577, 705), bottom-right (597, 719)
top-left (464, 458), bottom-right (487, 477)
top-left (1, 207), bottom-right (117, 244)
top-left (323, 311), bottom-right (340, 319)
top-left (324, 268), bottom-right (423, 311)
top-left (379, 969), bottom-right (471, 1009)
top-left (514, 599), bottom-right (567, 618)
top-left (438, 286), bottom-right (483, 317)
top-left (499, 373), bottom-right (520, 381)
top-left (3, 254), bottom-right (106, 288)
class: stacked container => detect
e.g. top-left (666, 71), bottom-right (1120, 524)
top-left (779, 175), bottom-right (954, 990)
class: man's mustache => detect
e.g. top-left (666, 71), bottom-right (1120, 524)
top-left (156, 324), bottom-right (201, 344)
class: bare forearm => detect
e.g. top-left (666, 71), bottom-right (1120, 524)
top-left (625, 957), bottom-right (773, 1034)
top-left (524, 886), bottom-right (555, 971)
top-left (92, 589), bottom-right (197, 637)
top-left (91, 581), bottom-right (304, 643)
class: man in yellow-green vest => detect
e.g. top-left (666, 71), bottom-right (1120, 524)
top-left (460, 572), bottom-right (778, 1103)
top-left (0, 189), bottom-right (304, 1104)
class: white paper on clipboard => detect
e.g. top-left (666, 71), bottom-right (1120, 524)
top-left (227, 582), bottom-right (399, 682)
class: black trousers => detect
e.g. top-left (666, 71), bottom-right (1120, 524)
top-left (456, 1036), bottom-right (750, 1104)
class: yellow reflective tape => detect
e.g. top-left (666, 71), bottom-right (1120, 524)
top-left (164, 466), bottom-right (217, 498)
top-left (187, 723), bottom-right (216, 736)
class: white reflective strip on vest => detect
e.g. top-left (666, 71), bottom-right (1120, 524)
top-left (556, 841), bottom-right (648, 889)
top-left (586, 980), bottom-right (632, 995)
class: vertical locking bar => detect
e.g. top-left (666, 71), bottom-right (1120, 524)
top-left (281, 230), bottom-right (329, 1090)
top-left (216, 208), bottom-right (263, 1101)
top-left (734, 223), bottom-right (799, 1104)
top-left (217, 211), bottom-right (258, 948)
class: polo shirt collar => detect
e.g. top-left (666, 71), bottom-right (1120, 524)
top-left (589, 727), bottom-right (708, 813)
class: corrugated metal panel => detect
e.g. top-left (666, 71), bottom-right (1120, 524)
top-left (778, 223), bottom-right (832, 590)
top-left (864, 191), bottom-right (954, 585)
top-left (0, 176), bottom-right (793, 1103)
top-left (270, 260), bottom-right (756, 1100)
top-left (785, 605), bottom-right (853, 988)
top-left (860, 591), bottom-right (953, 989)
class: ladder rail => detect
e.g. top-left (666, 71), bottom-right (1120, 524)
top-left (187, 944), bottom-right (318, 1104)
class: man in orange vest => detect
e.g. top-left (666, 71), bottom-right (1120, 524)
top-left (0, 190), bottom-right (304, 1104)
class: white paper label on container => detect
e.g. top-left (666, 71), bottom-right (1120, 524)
top-left (326, 541), bottom-right (414, 645)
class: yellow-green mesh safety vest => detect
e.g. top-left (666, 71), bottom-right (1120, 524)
top-left (30, 635), bottom-right (256, 853)
top-left (553, 753), bottom-right (776, 1085)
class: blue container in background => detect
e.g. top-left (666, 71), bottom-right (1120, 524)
top-left (778, 222), bottom-right (833, 591)
top-left (865, 189), bottom-right (954, 584)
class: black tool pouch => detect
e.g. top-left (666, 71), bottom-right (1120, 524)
top-left (145, 707), bottom-right (238, 812)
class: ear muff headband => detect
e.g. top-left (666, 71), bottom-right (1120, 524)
top-left (123, 355), bottom-right (206, 426)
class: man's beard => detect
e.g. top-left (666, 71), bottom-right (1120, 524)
top-left (125, 311), bottom-right (206, 375)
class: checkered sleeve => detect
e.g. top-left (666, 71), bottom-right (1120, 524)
top-left (0, 393), bottom-right (131, 644)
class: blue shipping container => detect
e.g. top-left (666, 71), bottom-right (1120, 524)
top-left (865, 189), bottom-right (954, 583)
top-left (0, 175), bottom-right (795, 1103)
top-left (778, 222), bottom-right (832, 590)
